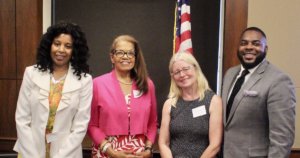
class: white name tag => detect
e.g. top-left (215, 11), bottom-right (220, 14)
top-left (133, 90), bottom-right (143, 98)
top-left (46, 132), bottom-right (68, 143)
top-left (192, 105), bottom-right (206, 118)
top-left (46, 133), bottom-right (58, 143)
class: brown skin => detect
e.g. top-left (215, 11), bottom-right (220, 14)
top-left (50, 33), bottom-right (73, 79)
top-left (237, 30), bottom-right (268, 69)
top-left (103, 40), bottom-right (152, 158)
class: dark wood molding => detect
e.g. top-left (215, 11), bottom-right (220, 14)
top-left (0, 138), bottom-right (16, 152)
top-left (290, 148), bottom-right (300, 158)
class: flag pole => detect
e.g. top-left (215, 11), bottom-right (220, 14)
top-left (173, 1), bottom-right (178, 54)
top-left (216, 0), bottom-right (225, 95)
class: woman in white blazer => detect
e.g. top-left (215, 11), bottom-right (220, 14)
top-left (13, 22), bottom-right (93, 158)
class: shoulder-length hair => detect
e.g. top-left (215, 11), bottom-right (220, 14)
top-left (35, 21), bottom-right (90, 80)
top-left (110, 35), bottom-right (149, 93)
top-left (168, 52), bottom-right (210, 106)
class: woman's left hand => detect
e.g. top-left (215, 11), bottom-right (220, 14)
top-left (135, 150), bottom-right (152, 158)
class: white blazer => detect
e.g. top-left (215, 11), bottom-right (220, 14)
top-left (13, 65), bottom-right (93, 158)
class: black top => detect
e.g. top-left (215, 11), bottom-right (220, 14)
top-left (170, 90), bottom-right (214, 158)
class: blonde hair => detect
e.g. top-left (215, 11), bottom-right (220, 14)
top-left (168, 52), bottom-right (210, 107)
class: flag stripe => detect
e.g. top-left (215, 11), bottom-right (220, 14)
top-left (180, 13), bottom-right (190, 23)
top-left (180, 4), bottom-right (190, 14)
top-left (180, 31), bottom-right (191, 43)
top-left (180, 21), bottom-right (191, 34)
top-left (174, 0), bottom-right (193, 54)
top-left (178, 39), bottom-right (192, 52)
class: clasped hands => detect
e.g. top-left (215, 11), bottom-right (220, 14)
top-left (107, 149), bottom-right (152, 158)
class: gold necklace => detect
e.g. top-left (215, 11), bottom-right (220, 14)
top-left (118, 79), bottom-right (133, 85)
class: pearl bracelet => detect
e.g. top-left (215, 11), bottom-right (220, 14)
top-left (102, 142), bottom-right (111, 153)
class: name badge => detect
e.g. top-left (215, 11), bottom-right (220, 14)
top-left (133, 90), bottom-right (143, 98)
top-left (46, 133), bottom-right (57, 143)
top-left (192, 105), bottom-right (206, 118)
top-left (46, 132), bottom-right (68, 143)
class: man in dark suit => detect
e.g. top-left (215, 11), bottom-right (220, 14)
top-left (222, 27), bottom-right (296, 158)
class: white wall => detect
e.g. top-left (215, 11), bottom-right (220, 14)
top-left (248, 0), bottom-right (300, 148)
top-left (43, 0), bottom-right (51, 33)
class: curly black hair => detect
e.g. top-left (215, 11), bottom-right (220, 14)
top-left (35, 21), bottom-right (89, 80)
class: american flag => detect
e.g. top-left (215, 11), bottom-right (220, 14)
top-left (174, 0), bottom-right (193, 54)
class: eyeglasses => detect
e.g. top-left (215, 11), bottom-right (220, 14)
top-left (172, 66), bottom-right (192, 77)
top-left (113, 50), bottom-right (136, 59)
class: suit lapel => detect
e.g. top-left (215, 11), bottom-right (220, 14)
top-left (223, 67), bottom-right (240, 125)
top-left (31, 66), bottom-right (82, 111)
top-left (57, 66), bottom-right (81, 112)
top-left (32, 68), bottom-right (51, 110)
top-left (226, 61), bottom-right (268, 125)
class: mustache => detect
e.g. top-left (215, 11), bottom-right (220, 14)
top-left (237, 50), bottom-right (267, 69)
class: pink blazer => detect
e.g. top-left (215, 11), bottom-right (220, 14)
top-left (88, 70), bottom-right (158, 146)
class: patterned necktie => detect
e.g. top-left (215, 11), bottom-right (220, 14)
top-left (226, 69), bottom-right (249, 120)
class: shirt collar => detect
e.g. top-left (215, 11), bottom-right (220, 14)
top-left (240, 59), bottom-right (265, 76)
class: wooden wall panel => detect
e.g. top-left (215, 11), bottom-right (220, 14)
top-left (0, 80), bottom-right (17, 151)
top-left (0, 80), bottom-right (17, 137)
top-left (0, 0), bottom-right (42, 152)
top-left (0, 0), bottom-right (16, 79)
top-left (0, 0), bottom-right (17, 151)
top-left (223, 0), bottom-right (248, 74)
top-left (16, 0), bottom-right (42, 79)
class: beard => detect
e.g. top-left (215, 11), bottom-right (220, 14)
top-left (237, 50), bottom-right (266, 69)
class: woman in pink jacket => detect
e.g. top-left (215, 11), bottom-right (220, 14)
top-left (88, 35), bottom-right (158, 158)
